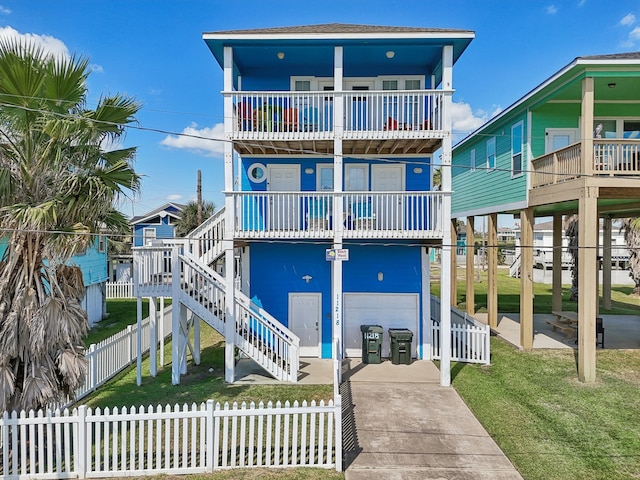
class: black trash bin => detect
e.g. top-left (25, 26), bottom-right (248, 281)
top-left (360, 325), bottom-right (384, 364)
top-left (389, 328), bottom-right (413, 365)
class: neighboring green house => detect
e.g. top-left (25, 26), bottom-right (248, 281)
top-left (0, 236), bottom-right (108, 326)
top-left (451, 51), bottom-right (640, 382)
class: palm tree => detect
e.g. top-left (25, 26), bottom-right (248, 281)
top-left (620, 218), bottom-right (640, 295)
top-left (175, 200), bottom-right (216, 237)
top-left (0, 40), bottom-right (140, 412)
top-left (564, 214), bottom-right (579, 301)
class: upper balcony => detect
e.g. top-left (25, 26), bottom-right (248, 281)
top-left (531, 139), bottom-right (640, 188)
top-left (230, 90), bottom-right (447, 156)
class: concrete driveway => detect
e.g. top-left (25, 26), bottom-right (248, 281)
top-left (342, 359), bottom-right (523, 480)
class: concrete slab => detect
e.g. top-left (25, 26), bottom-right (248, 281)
top-left (343, 362), bottom-right (523, 479)
top-left (476, 312), bottom-right (640, 350)
top-left (233, 357), bottom-right (333, 384)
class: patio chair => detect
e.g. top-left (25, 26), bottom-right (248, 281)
top-left (237, 101), bottom-right (253, 131)
top-left (283, 107), bottom-right (299, 131)
top-left (307, 197), bottom-right (328, 230)
top-left (302, 106), bottom-right (319, 132)
top-left (352, 199), bottom-right (376, 230)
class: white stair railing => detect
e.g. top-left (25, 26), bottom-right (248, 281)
top-left (177, 252), bottom-right (299, 382)
top-left (509, 253), bottom-right (521, 278)
top-left (187, 207), bottom-right (226, 265)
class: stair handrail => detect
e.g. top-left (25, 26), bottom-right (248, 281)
top-left (188, 206), bottom-right (226, 239)
top-left (235, 290), bottom-right (300, 348)
top-left (179, 251), bottom-right (226, 291)
top-left (185, 207), bottom-right (226, 264)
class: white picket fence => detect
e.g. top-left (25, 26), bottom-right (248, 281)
top-left (430, 295), bottom-right (491, 364)
top-left (105, 281), bottom-right (134, 299)
top-left (75, 305), bottom-right (172, 402)
top-left (0, 398), bottom-right (342, 478)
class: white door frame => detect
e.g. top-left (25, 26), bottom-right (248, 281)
top-left (545, 128), bottom-right (579, 154)
top-left (288, 292), bottom-right (322, 358)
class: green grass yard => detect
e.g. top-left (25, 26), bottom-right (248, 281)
top-left (437, 267), bottom-right (640, 315)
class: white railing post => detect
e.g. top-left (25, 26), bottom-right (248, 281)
top-left (77, 405), bottom-right (87, 478)
top-left (206, 399), bottom-right (215, 472)
top-left (334, 394), bottom-right (342, 472)
top-left (88, 344), bottom-right (97, 392)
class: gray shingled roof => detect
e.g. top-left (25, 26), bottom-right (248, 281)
top-left (204, 23), bottom-right (473, 36)
top-left (579, 51), bottom-right (640, 60)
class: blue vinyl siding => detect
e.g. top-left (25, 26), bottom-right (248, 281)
top-left (0, 237), bottom-right (106, 287)
top-left (133, 217), bottom-right (176, 247)
top-left (241, 157), bottom-right (432, 192)
top-left (249, 242), bottom-right (423, 359)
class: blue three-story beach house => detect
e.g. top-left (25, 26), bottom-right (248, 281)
top-left (134, 24), bottom-right (474, 386)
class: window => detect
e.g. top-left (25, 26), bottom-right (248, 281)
top-left (405, 79), bottom-right (421, 90)
top-left (511, 122), bottom-right (523, 177)
top-left (294, 80), bottom-right (311, 91)
top-left (98, 235), bottom-right (106, 253)
top-left (470, 148), bottom-right (476, 172)
top-left (248, 163), bottom-right (267, 183)
top-left (143, 228), bottom-right (156, 246)
top-left (623, 121), bottom-right (640, 139)
top-left (317, 164), bottom-right (334, 190)
top-left (486, 137), bottom-right (496, 171)
top-left (345, 164), bottom-right (369, 191)
top-left (382, 80), bottom-right (398, 90)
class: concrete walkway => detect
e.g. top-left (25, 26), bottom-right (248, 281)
top-left (342, 359), bottom-right (523, 480)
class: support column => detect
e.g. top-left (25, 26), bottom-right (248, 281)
top-left (439, 44), bottom-right (454, 387)
top-left (487, 213), bottom-right (498, 328)
top-left (421, 247), bottom-right (432, 360)
top-left (465, 217), bottom-right (475, 315)
top-left (159, 297), bottom-right (165, 366)
top-left (578, 190), bottom-right (598, 382)
top-left (552, 214), bottom-right (563, 313)
top-left (520, 208), bottom-right (534, 350)
top-left (450, 219), bottom-right (457, 306)
top-left (603, 216), bottom-right (612, 310)
top-left (193, 314), bottom-right (201, 365)
top-left (149, 296), bottom-right (157, 377)
top-left (224, 245), bottom-right (236, 383)
top-left (171, 245), bottom-right (181, 384)
top-left (332, 45), bottom-right (344, 370)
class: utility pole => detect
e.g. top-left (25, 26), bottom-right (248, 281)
top-left (197, 169), bottom-right (202, 225)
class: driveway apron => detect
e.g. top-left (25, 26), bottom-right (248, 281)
top-left (342, 360), bottom-right (523, 480)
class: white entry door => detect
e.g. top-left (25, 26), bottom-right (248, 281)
top-left (372, 164), bottom-right (405, 229)
top-left (545, 128), bottom-right (578, 153)
top-left (289, 293), bottom-right (321, 357)
top-left (267, 165), bottom-right (300, 230)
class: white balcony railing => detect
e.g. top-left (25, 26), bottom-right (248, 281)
top-left (233, 191), bottom-right (445, 239)
top-left (230, 90), bottom-right (446, 141)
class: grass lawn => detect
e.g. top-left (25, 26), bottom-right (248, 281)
top-left (82, 301), bottom-right (333, 409)
top-left (84, 299), bottom-right (150, 345)
top-left (453, 339), bottom-right (640, 480)
top-left (436, 267), bottom-right (640, 315)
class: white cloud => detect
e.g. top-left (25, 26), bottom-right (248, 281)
top-left (0, 5), bottom-right (11, 15)
top-left (577, 0), bottom-right (587, 7)
top-left (0, 26), bottom-right (70, 60)
top-left (166, 194), bottom-right (183, 201)
top-left (160, 122), bottom-right (225, 157)
top-left (451, 101), bottom-right (493, 134)
top-left (630, 26), bottom-right (640, 40)
top-left (620, 13), bottom-right (636, 26)
top-left (545, 5), bottom-right (558, 14)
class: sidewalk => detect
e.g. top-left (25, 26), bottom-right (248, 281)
top-left (342, 359), bottom-right (523, 480)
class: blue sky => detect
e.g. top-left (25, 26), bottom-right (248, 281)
top-left (1, 0), bottom-right (640, 219)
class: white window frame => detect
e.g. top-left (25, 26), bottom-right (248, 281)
top-left (143, 227), bottom-right (156, 246)
top-left (97, 235), bottom-right (106, 253)
top-left (344, 164), bottom-right (369, 191)
top-left (470, 148), bottom-right (476, 172)
top-left (316, 163), bottom-right (334, 191)
top-left (511, 121), bottom-right (524, 178)
top-left (486, 137), bottom-right (496, 172)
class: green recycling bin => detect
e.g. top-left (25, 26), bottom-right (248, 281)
top-left (360, 325), bottom-right (384, 364)
top-left (389, 328), bottom-right (413, 365)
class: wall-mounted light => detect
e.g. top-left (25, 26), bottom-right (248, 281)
top-left (277, 52), bottom-right (285, 60)
top-left (608, 82), bottom-right (617, 88)
top-left (385, 50), bottom-right (395, 59)
top-left (302, 275), bottom-right (312, 283)
top-left (305, 167), bottom-right (314, 174)
top-left (377, 272), bottom-right (384, 281)
top-left (413, 167), bottom-right (423, 174)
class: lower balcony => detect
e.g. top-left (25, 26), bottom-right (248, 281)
top-left (532, 139), bottom-right (640, 188)
top-left (233, 191), bottom-right (445, 240)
